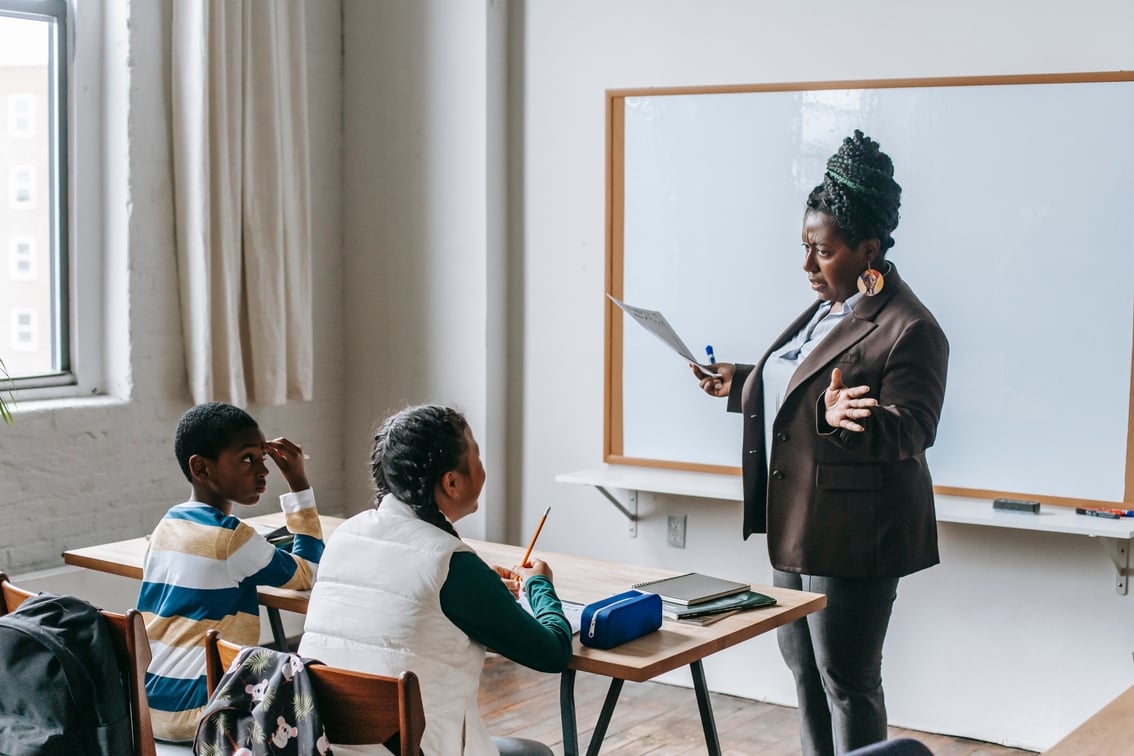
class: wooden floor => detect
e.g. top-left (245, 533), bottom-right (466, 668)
top-left (479, 654), bottom-right (1039, 756)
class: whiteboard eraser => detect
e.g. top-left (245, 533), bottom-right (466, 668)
top-left (992, 498), bottom-right (1041, 514)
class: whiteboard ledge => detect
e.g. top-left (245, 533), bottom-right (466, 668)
top-left (556, 465), bottom-right (742, 501)
top-left (557, 466), bottom-right (1134, 539)
top-left (934, 496), bottom-right (1134, 539)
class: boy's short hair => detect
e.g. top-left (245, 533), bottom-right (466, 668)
top-left (174, 402), bottom-right (260, 481)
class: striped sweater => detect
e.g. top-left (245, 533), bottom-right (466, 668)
top-left (138, 489), bottom-right (324, 742)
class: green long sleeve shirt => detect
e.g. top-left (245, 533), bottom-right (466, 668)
top-left (439, 551), bottom-right (573, 673)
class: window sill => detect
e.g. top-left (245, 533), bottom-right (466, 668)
top-left (4, 392), bottom-right (127, 419)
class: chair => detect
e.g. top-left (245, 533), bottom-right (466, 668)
top-left (0, 572), bottom-right (159, 756)
top-left (205, 629), bottom-right (426, 755)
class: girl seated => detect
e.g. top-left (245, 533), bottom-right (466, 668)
top-left (300, 404), bottom-right (572, 756)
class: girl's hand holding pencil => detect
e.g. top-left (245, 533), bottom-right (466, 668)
top-left (496, 507), bottom-right (555, 594)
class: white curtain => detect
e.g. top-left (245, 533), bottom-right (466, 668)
top-left (171, 0), bottom-right (313, 407)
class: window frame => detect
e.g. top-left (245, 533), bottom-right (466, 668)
top-left (1, 0), bottom-right (103, 401)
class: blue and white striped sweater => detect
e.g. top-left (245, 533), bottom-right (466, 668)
top-left (139, 490), bottom-right (323, 741)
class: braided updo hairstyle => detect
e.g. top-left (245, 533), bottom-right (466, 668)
top-left (806, 129), bottom-right (902, 253)
top-left (371, 404), bottom-right (468, 538)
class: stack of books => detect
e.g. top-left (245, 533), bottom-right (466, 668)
top-left (632, 572), bottom-right (777, 626)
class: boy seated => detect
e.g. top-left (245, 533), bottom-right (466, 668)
top-left (138, 402), bottom-right (325, 742)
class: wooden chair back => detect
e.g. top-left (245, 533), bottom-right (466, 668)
top-left (0, 572), bottom-right (158, 756)
top-left (205, 629), bottom-right (426, 755)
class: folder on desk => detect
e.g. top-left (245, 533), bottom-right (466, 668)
top-left (662, 590), bottom-right (777, 621)
top-left (632, 572), bottom-right (750, 606)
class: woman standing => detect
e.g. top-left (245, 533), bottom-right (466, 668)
top-left (692, 131), bottom-right (948, 755)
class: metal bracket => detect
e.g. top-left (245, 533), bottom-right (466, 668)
top-left (593, 486), bottom-right (638, 538)
top-left (1101, 537), bottom-right (1130, 595)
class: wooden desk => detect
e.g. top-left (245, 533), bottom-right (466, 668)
top-left (63, 513), bottom-right (343, 648)
top-left (65, 515), bottom-right (825, 756)
top-left (469, 539), bottom-right (825, 756)
top-left (1044, 684), bottom-right (1134, 755)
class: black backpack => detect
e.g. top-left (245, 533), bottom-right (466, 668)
top-left (0, 592), bottom-right (134, 756)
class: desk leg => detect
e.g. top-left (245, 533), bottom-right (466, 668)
top-left (585, 678), bottom-right (624, 756)
top-left (267, 608), bottom-right (289, 651)
top-left (690, 660), bottom-right (722, 755)
top-left (560, 670), bottom-right (579, 756)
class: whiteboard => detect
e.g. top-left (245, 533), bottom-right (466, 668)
top-left (606, 74), bottom-right (1134, 506)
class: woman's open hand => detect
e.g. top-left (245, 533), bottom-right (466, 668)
top-left (690, 362), bottom-right (734, 398)
top-left (823, 367), bottom-right (878, 432)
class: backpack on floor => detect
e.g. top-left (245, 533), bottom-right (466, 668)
top-left (194, 645), bottom-right (331, 756)
top-left (0, 592), bottom-right (134, 756)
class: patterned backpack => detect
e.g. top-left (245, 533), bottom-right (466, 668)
top-left (194, 645), bottom-right (331, 756)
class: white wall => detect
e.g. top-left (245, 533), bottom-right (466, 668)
top-left (514, 1), bottom-right (1134, 751)
top-left (340, 0), bottom-right (511, 540)
top-left (0, 1), bottom-right (345, 572)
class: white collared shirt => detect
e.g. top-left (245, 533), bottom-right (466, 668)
top-left (761, 293), bottom-right (863, 464)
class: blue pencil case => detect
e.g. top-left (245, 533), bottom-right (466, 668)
top-left (580, 590), bottom-right (662, 649)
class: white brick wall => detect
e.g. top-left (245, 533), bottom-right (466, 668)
top-left (0, 1), bottom-right (345, 574)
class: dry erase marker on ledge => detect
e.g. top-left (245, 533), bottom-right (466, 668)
top-left (1076, 507), bottom-right (1122, 520)
top-left (1093, 508), bottom-right (1134, 517)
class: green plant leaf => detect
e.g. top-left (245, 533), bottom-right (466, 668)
top-left (0, 357), bottom-right (13, 426)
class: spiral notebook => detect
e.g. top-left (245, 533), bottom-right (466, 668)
top-left (632, 572), bottom-right (750, 606)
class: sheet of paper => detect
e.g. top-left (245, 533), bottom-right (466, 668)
top-left (607, 294), bottom-right (720, 377)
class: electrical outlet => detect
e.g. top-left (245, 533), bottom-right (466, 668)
top-left (667, 514), bottom-right (687, 548)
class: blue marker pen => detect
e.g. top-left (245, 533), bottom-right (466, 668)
top-left (705, 345), bottom-right (716, 365)
top-left (1076, 507), bottom-right (1121, 520)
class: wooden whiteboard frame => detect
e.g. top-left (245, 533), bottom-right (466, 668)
top-left (603, 71), bottom-right (1134, 509)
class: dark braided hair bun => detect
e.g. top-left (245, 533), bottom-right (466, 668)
top-left (806, 129), bottom-right (902, 251)
top-left (371, 404), bottom-right (468, 538)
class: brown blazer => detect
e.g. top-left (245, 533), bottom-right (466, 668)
top-left (727, 265), bottom-right (948, 578)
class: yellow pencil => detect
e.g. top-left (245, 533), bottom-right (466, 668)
top-left (520, 507), bottom-right (551, 568)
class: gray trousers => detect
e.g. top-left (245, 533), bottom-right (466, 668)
top-left (773, 570), bottom-right (900, 756)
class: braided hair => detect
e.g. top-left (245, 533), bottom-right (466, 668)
top-left (806, 130), bottom-right (902, 253)
top-left (371, 404), bottom-right (468, 538)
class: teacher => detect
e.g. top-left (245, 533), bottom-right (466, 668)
top-left (692, 130), bottom-right (948, 756)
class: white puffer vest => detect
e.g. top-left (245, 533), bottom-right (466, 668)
top-left (299, 496), bottom-right (494, 756)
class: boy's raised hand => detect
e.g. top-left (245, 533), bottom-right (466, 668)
top-left (265, 437), bottom-right (311, 492)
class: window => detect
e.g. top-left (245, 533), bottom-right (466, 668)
top-left (8, 237), bottom-right (35, 280)
top-left (8, 166), bottom-right (34, 207)
top-left (8, 93), bottom-right (33, 136)
top-left (0, 1), bottom-right (74, 391)
top-left (10, 309), bottom-right (37, 352)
